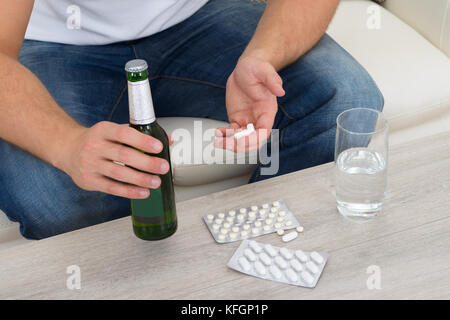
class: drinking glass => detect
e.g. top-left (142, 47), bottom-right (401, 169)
top-left (334, 108), bottom-right (388, 221)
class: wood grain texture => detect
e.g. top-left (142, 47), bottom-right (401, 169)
top-left (0, 131), bottom-right (449, 299)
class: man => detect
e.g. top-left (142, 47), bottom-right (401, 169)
top-left (0, 0), bottom-right (383, 240)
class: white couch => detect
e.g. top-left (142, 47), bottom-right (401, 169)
top-left (1, 0), bottom-right (449, 249)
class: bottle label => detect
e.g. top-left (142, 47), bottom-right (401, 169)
top-left (128, 79), bottom-right (156, 125)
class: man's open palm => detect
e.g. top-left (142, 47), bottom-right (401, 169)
top-left (215, 56), bottom-right (285, 152)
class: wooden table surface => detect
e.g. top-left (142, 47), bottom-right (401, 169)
top-left (1, 131), bottom-right (450, 300)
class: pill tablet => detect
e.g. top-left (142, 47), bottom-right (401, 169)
top-left (295, 250), bottom-right (308, 262)
top-left (206, 214), bottom-right (214, 221)
top-left (274, 223), bottom-right (282, 229)
top-left (218, 234), bottom-right (226, 240)
top-left (212, 224), bottom-right (220, 230)
top-left (241, 231), bottom-right (249, 237)
top-left (277, 217), bottom-right (284, 222)
top-left (290, 259), bottom-right (303, 272)
top-left (306, 261), bottom-right (319, 274)
top-left (218, 213), bottom-right (225, 219)
top-left (282, 231), bottom-right (298, 242)
top-left (251, 205), bottom-right (258, 211)
top-left (259, 209), bottom-right (266, 215)
top-left (262, 203), bottom-right (269, 209)
top-left (296, 226), bottom-right (304, 233)
top-left (244, 248), bottom-right (257, 262)
top-left (268, 213), bottom-right (275, 219)
top-left (265, 219), bottom-right (273, 225)
top-left (278, 211), bottom-right (286, 217)
top-left (286, 268), bottom-right (299, 282)
top-left (220, 228), bottom-right (228, 235)
top-left (243, 224), bottom-right (250, 230)
top-left (249, 241), bottom-right (262, 253)
top-left (229, 232), bottom-right (238, 239)
top-left (215, 219), bottom-right (223, 225)
top-left (226, 216), bottom-right (235, 223)
top-left (248, 211), bottom-right (256, 218)
top-left (254, 261), bottom-right (266, 275)
top-left (285, 221), bottom-right (292, 227)
top-left (275, 256), bottom-right (287, 269)
top-left (254, 221), bottom-right (262, 227)
top-left (238, 257), bottom-right (251, 272)
top-left (232, 227), bottom-right (240, 233)
top-left (270, 207), bottom-right (278, 213)
top-left (223, 222), bottom-right (231, 229)
top-left (264, 244), bottom-right (277, 257)
top-left (280, 247), bottom-right (293, 260)
top-left (263, 225), bottom-right (271, 231)
top-left (269, 265), bottom-right (282, 279)
top-left (311, 252), bottom-right (324, 264)
top-left (252, 228), bottom-right (260, 235)
top-left (237, 214), bottom-right (245, 220)
top-left (228, 210), bottom-right (236, 216)
top-left (259, 252), bottom-right (272, 266)
top-left (272, 201), bottom-right (280, 207)
top-left (301, 271), bottom-right (314, 284)
top-left (276, 229), bottom-right (284, 236)
top-left (240, 208), bottom-right (247, 214)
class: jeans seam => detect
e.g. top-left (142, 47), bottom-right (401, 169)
top-left (149, 74), bottom-right (226, 89)
top-left (107, 84), bottom-right (127, 121)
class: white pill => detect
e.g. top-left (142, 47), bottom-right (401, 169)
top-left (290, 259), bottom-right (303, 272)
top-left (248, 211), bottom-right (256, 218)
top-left (262, 203), bottom-right (269, 209)
top-left (223, 222), bottom-right (231, 229)
top-left (285, 221), bottom-right (292, 227)
top-left (254, 261), bottom-right (266, 275)
top-left (241, 231), bottom-right (249, 237)
top-left (206, 214), bottom-right (214, 220)
top-left (252, 227), bottom-right (260, 235)
top-left (243, 224), bottom-right (250, 230)
top-left (277, 217), bottom-right (284, 222)
top-left (227, 216), bottom-right (235, 223)
top-left (228, 210), bottom-right (236, 216)
top-left (251, 205), bottom-right (258, 211)
top-left (272, 201), bottom-right (280, 207)
top-left (240, 208), bottom-right (247, 214)
top-left (296, 226), bottom-right (304, 233)
top-left (274, 223), bottom-right (282, 229)
top-left (218, 213), bottom-right (225, 219)
top-left (306, 261), bottom-right (319, 274)
top-left (259, 209), bottom-right (266, 215)
top-left (285, 268), bottom-right (299, 282)
top-left (276, 229), bottom-right (284, 236)
top-left (232, 227), bottom-right (240, 233)
top-left (254, 221), bottom-right (262, 227)
top-left (263, 225), bottom-right (271, 231)
top-left (280, 247), bottom-right (293, 260)
top-left (247, 123), bottom-right (255, 131)
top-left (237, 214), bottom-right (245, 220)
top-left (295, 250), bottom-right (308, 262)
top-left (215, 219), bottom-right (223, 225)
top-left (278, 211), bottom-right (286, 217)
top-left (264, 244), bottom-right (277, 257)
top-left (249, 240), bottom-right (263, 253)
top-left (218, 234), bottom-right (226, 240)
top-left (271, 207), bottom-right (278, 213)
top-left (244, 248), bottom-right (257, 262)
top-left (268, 213), bottom-right (275, 219)
top-left (311, 252), bottom-right (324, 264)
top-left (275, 256), bottom-right (287, 269)
top-left (229, 232), bottom-right (237, 239)
top-left (301, 271), bottom-right (314, 284)
top-left (282, 231), bottom-right (298, 242)
top-left (265, 219), bottom-right (273, 225)
top-left (220, 228), bottom-right (228, 235)
top-left (259, 252), bottom-right (272, 266)
top-left (212, 224), bottom-right (220, 230)
top-left (269, 265), bottom-right (282, 279)
top-left (238, 257), bottom-right (251, 272)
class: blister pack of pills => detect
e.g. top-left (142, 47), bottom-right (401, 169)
top-left (202, 200), bottom-right (300, 243)
top-left (227, 240), bottom-right (328, 288)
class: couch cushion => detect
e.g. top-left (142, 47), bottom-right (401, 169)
top-left (158, 117), bottom-right (257, 186)
top-left (328, 0), bottom-right (450, 145)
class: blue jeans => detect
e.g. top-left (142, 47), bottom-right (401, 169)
top-left (0, 0), bottom-right (383, 239)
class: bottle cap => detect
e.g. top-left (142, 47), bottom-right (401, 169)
top-left (125, 59), bottom-right (148, 73)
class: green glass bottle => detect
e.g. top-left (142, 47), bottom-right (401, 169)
top-left (125, 59), bottom-right (177, 240)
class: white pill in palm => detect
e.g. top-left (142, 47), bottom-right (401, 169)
top-left (311, 252), bottom-right (324, 264)
top-left (282, 231), bottom-right (298, 242)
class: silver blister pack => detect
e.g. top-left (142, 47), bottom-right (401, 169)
top-left (227, 239), bottom-right (328, 288)
top-left (202, 200), bottom-right (300, 243)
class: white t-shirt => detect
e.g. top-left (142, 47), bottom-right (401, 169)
top-left (25, 0), bottom-right (209, 45)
